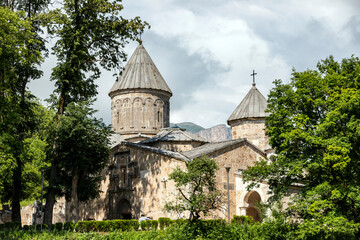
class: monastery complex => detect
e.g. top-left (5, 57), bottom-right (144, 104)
top-left (19, 43), bottom-right (288, 225)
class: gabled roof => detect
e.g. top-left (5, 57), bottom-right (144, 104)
top-left (182, 138), bottom-right (265, 160)
top-left (140, 127), bottom-right (209, 144)
top-left (227, 83), bottom-right (269, 123)
top-left (120, 142), bottom-right (190, 161)
top-left (109, 44), bottom-right (172, 96)
top-left (109, 133), bottom-right (125, 148)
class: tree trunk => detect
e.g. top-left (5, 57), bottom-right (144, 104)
top-left (43, 86), bottom-right (67, 225)
top-left (66, 174), bottom-right (79, 223)
top-left (11, 156), bottom-right (22, 222)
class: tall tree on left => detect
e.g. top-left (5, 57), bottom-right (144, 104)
top-left (42, 0), bottom-right (149, 225)
top-left (0, 0), bottom-right (48, 222)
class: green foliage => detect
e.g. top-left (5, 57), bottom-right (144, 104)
top-left (75, 219), bottom-right (139, 232)
top-left (158, 217), bottom-right (172, 230)
top-left (243, 56), bottom-right (360, 236)
top-left (231, 215), bottom-right (255, 225)
top-left (49, 101), bottom-right (111, 202)
top-left (3, 221), bottom-right (21, 230)
top-left (55, 222), bottom-right (63, 231)
top-left (165, 156), bottom-right (223, 222)
top-left (22, 225), bottom-right (29, 231)
top-left (140, 220), bottom-right (147, 231)
top-left (64, 221), bottom-right (75, 231)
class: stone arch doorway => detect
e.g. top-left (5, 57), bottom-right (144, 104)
top-left (116, 199), bottom-right (132, 219)
top-left (244, 191), bottom-right (261, 222)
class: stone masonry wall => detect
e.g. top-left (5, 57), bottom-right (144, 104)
top-left (111, 91), bottom-right (170, 136)
top-left (231, 119), bottom-right (269, 151)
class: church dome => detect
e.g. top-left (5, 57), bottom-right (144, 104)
top-left (109, 44), bottom-right (172, 97)
top-left (109, 44), bottom-right (172, 137)
top-left (227, 83), bottom-right (269, 124)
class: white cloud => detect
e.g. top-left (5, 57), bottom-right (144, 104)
top-left (29, 0), bottom-right (360, 129)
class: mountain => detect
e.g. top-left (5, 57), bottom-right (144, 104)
top-left (195, 124), bottom-right (232, 142)
top-left (170, 122), bottom-right (205, 133)
top-left (170, 122), bottom-right (232, 142)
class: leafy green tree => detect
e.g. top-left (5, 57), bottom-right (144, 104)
top-left (243, 56), bottom-right (360, 238)
top-left (165, 156), bottom-right (223, 222)
top-left (46, 101), bottom-right (111, 222)
top-left (42, 0), bottom-right (149, 225)
top-left (0, 4), bottom-right (46, 221)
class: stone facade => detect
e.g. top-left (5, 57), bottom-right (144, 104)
top-left (72, 144), bottom-right (187, 221)
top-left (110, 90), bottom-right (170, 138)
top-left (229, 119), bottom-right (269, 151)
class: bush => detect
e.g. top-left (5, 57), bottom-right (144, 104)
top-left (35, 224), bottom-right (48, 231)
top-left (0, 224), bottom-right (4, 231)
top-left (159, 217), bottom-right (172, 230)
top-left (4, 221), bottom-right (21, 230)
top-left (55, 222), bottom-right (63, 231)
top-left (22, 225), bottom-right (29, 231)
top-left (75, 219), bottom-right (139, 232)
top-left (29, 225), bottom-right (35, 231)
top-left (64, 221), bottom-right (75, 231)
top-left (50, 224), bottom-right (55, 231)
top-left (75, 220), bottom-right (96, 232)
top-left (140, 220), bottom-right (147, 231)
top-left (231, 215), bottom-right (255, 225)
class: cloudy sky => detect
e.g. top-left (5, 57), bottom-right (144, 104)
top-left (29, 0), bottom-right (360, 129)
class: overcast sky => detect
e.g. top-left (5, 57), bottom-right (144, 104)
top-left (29, 0), bottom-right (360, 129)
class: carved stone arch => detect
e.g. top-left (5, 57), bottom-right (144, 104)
top-left (244, 191), bottom-right (261, 222)
top-left (154, 99), bottom-right (164, 129)
top-left (121, 98), bottom-right (132, 130)
top-left (144, 98), bottom-right (154, 129)
top-left (115, 199), bottom-right (132, 219)
top-left (132, 97), bottom-right (143, 104)
top-left (154, 98), bottom-right (164, 106)
top-left (132, 97), bottom-right (143, 129)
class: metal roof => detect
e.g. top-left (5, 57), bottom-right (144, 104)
top-left (109, 44), bottom-right (172, 95)
top-left (140, 127), bottom-right (209, 144)
top-left (121, 142), bottom-right (189, 161)
top-left (182, 138), bottom-right (265, 160)
top-left (109, 133), bottom-right (125, 148)
top-left (227, 83), bottom-right (269, 122)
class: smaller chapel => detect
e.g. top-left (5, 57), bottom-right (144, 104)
top-left (68, 43), bottom-right (287, 222)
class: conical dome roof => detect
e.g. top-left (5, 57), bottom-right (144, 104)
top-left (227, 83), bottom-right (269, 123)
top-left (109, 44), bottom-right (172, 96)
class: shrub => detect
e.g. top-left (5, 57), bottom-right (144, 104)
top-left (50, 224), bottom-right (55, 231)
top-left (22, 225), bottom-right (29, 231)
top-left (4, 221), bottom-right (21, 230)
top-left (75, 220), bottom-right (139, 232)
top-left (140, 220), bottom-right (147, 231)
top-left (55, 222), bottom-right (63, 231)
top-left (0, 224), bottom-right (4, 231)
top-left (158, 217), bottom-right (172, 230)
top-left (75, 221), bottom-right (96, 232)
top-left (150, 220), bottom-right (158, 230)
top-left (64, 221), bottom-right (75, 231)
top-left (174, 219), bottom-right (187, 226)
top-left (29, 225), bottom-right (35, 231)
top-left (231, 215), bottom-right (255, 225)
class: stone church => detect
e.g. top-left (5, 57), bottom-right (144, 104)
top-left (67, 43), bottom-right (278, 222)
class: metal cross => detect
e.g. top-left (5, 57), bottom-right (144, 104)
top-left (251, 70), bottom-right (257, 85)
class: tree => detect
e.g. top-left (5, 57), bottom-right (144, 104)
top-left (47, 101), bottom-right (111, 222)
top-left (243, 56), bottom-right (360, 237)
top-left (0, 5), bottom-right (46, 221)
top-left (42, 0), bottom-right (149, 225)
top-left (165, 156), bottom-right (223, 222)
